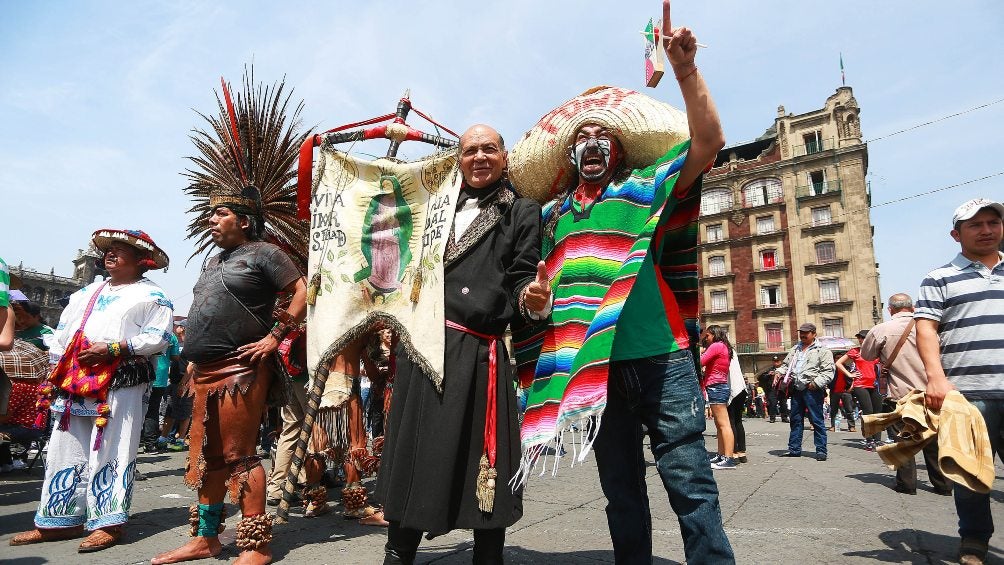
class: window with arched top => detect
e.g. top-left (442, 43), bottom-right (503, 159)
top-left (708, 255), bottom-right (726, 276)
top-left (32, 288), bottom-right (44, 303)
top-left (759, 248), bottom-right (777, 270)
top-left (742, 178), bottom-right (782, 207)
top-left (701, 188), bottom-right (733, 215)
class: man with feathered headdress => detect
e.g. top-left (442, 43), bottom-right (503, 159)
top-left (151, 72), bottom-right (308, 565)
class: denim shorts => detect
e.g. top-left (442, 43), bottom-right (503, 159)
top-left (706, 382), bottom-right (730, 405)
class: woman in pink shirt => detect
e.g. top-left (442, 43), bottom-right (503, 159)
top-left (700, 325), bottom-right (737, 470)
top-left (837, 329), bottom-right (882, 450)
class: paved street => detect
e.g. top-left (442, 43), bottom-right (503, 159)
top-left (2, 418), bottom-right (1002, 564)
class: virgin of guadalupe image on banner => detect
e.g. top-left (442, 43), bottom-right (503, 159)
top-left (306, 144), bottom-right (461, 398)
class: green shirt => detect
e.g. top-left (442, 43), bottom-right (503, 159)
top-left (16, 324), bottom-right (54, 350)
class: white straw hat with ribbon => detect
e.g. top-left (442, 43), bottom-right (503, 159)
top-left (509, 85), bottom-right (690, 204)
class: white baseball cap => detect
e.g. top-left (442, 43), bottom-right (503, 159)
top-left (952, 198), bottom-right (1004, 226)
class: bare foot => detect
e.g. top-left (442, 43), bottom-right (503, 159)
top-left (151, 536), bottom-right (222, 564)
top-left (233, 547), bottom-right (272, 565)
top-left (359, 510), bottom-right (389, 527)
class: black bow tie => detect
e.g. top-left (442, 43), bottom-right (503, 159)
top-left (457, 181), bottom-right (502, 209)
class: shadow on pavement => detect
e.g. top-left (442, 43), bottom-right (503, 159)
top-left (0, 509), bottom-right (39, 537)
top-left (269, 514), bottom-right (385, 563)
top-left (846, 472), bottom-right (891, 486)
top-left (502, 547), bottom-right (681, 564)
top-left (121, 506), bottom-right (191, 543)
top-left (3, 559), bottom-right (47, 565)
top-left (139, 466), bottom-right (187, 480)
top-left (843, 528), bottom-right (1001, 563)
top-left (0, 476), bottom-right (43, 506)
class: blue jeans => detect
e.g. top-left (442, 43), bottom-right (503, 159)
top-left (955, 398), bottom-right (1004, 544)
top-left (593, 350), bottom-right (735, 564)
top-left (787, 387), bottom-right (827, 456)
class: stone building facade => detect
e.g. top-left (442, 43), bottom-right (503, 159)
top-left (10, 244), bottom-right (106, 325)
top-left (698, 86), bottom-right (881, 379)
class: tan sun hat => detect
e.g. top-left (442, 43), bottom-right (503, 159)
top-left (508, 85), bottom-right (690, 204)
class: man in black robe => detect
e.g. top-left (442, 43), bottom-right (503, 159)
top-left (377, 124), bottom-right (549, 565)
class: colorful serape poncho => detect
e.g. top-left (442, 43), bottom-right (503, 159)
top-left (514, 140), bottom-right (701, 483)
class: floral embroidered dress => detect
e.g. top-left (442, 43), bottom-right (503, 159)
top-left (34, 278), bottom-right (172, 531)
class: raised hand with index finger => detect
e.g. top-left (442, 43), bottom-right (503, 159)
top-left (661, 0), bottom-right (698, 75)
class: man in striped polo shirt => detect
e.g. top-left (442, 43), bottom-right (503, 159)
top-left (916, 197), bottom-right (1004, 565)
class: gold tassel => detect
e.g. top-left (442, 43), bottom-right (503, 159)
top-left (306, 272), bottom-right (321, 306)
top-left (410, 269), bottom-right (423, 303)
top-left (476, 453), bottom-right (497, 513)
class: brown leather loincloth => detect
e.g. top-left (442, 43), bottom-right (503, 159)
top-left (184, 354), bottom-right (272, 493)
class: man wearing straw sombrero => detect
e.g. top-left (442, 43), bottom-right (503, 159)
top-left (11, 228), bottom-right (173, 553)
top-left (510, 1), bottom-right (734, 562)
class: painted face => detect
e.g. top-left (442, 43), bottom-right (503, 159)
top-left (459, 125), bottom-right (506, 189)
top-left (952, 208), bottom-right (1003, 259)
top-left (208, 206), bottom-right (249, 249)
top-left (570, 124), bottom-right (621, 182)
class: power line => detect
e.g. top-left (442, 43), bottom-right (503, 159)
top-left (869, 171), bottom-right (1004, 209)
top-left (866, 97), bottom-right (1004, 143)
top-left (700, 171), bottom-right (1003, 246)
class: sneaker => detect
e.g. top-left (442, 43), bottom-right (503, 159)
top-left (707, 453), bottom-right (723, 464)
top-left (10, 460), bottom-right (27, 471)
top-left (167, 439), bottom-right (186, 452)
top-left (711, 457), bottom-right (738, 470)
top-left (816, 454), bottom-right (827, 461)
top-left (779, 451), bottom-right (801, 457)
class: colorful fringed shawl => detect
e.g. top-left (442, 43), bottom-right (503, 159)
top-left (514, 140), bottom-right (701, 482)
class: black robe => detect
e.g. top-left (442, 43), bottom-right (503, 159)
top-left (376, 182), bottom-right (541, 534)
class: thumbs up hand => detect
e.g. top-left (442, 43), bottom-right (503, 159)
top-left (523, 261), bottom-right (552, 313)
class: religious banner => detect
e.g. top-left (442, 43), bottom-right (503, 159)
top-left (306, 144), bottom-right (460, 387)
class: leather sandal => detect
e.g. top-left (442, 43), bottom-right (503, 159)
top-left (10, 525), bottom-right (85, 546)
top-left (359, 509), bottom-right (389, 527)
top-left (78, 525), bottom-right (123, 553)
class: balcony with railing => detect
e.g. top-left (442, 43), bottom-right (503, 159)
top-left (801, 220), bottom-right (845, 235)
top-left (736, 341), bottom-right (794, 355)
top-left (699, 271), bottom-right (735, 283)
top-left (791, 137), bottom-right (834, 157)
top-left (752, 302), bottom-right (792, 314)
top-left (752, 264), bottom-right (789, 277)
top-left (808, 298), bottom-right (854, 310)
top-left (804, 258), bottom-right (850, 273)
top-left (795, 179), bottom-right (842, 200)
top-left (752, 227), bottom-right (787, 241)
top-left (741, 193), bottom-right (785, 210)
top-left (701, 307), bottom-right (738, 318)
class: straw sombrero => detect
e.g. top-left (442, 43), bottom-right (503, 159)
top-left (92, 229), bottom-right (170, 270)
top-left (509, 85), bottom-right (690, 204)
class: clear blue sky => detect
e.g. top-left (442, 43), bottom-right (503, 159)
top-left (2, 1), bottom-right (1002, 315)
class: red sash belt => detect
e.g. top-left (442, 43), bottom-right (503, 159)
top-left (445, 320), bottom-right (498, 471)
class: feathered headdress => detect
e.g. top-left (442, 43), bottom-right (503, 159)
top-left (183, 67), bottom-right (310, 269)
